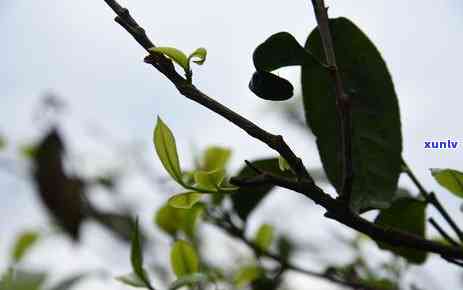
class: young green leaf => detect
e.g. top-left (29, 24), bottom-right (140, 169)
top-left (155, 203), bottom-right (204, 238)
top-left (155, 204), bottom-right (184, 236)
top-left (0, 135), bottom-right (6, 150)
top-left (302, 17), bottom-right (402, 212)
top-left (149, 47), bottom-right (189, 72)
top-left (182, 203), bottom-right (205, 239)
top-left (431, 168), bottom-right (463, 198)
top-left (374, 198), bottom-right (427, 264)
top-left (168, 192), bottom-right (203, 209)
top-left (188, 48), bottom-right (207, 65)
top-left (154, 117), bottom-right (184, 185)
top-left (194, 169), bottom-right (225, 191)
top-left (233, 265), bottom-right (263, 288)
top-left (277, 156), bottom-right (291, 172)
top-left (253, 32), bottom-right (317, 72)
top-left (249, 70), bottom-right (293, 101)
top-left (115, 273), bottom-right (146, 288)
top-left (11, 231), bottom-right (40, 263)
top-left (170, 240), bottom-right (200, 278)
top-left (169, 272), bottom-right (209, 290)
top-left (201, 146), bottom-right (231, 171)
top-left (130, 219), bottom-right (152, 287)
top-left (254, 224), bottom-right (274, 252)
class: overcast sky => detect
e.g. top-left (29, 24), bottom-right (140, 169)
top-left (1, 0), bottom-right (463, 289)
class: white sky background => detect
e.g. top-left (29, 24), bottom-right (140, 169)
top-left (1, 0), bottom-right (463, 289)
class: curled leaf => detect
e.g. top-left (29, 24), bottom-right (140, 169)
top-left (249, 71), bottom-right (293, 101)
top-left (253, 32), bottom-right (317, 72)
top-left (189, 47), bottom-right (207, 65)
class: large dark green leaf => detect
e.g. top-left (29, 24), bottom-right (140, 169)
top-left (374, 197), bottom-right (427, 264)
top-left (231, 158), bottom-right (294, 221)
top-left (302, 17), bottom-right (402, 212)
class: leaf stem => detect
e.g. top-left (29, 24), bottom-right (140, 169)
top-left (308, 0), bottom-right (353, 205)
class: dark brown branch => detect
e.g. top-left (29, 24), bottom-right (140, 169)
top-left (101, 0), bottom-right (463, 263)
top-left (402, 161), bottom-right (463, 242)
top-left (232, 172), bottom-right (463, 260)
top-left (104, 0), bottom-right (312, 182)
top-left (309, 0), bottom-right (353, 203)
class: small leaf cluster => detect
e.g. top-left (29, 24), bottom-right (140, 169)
top-left (154, 117), bottom-right (238, 210)
top-left (149, 47), bottom-right (207, 81)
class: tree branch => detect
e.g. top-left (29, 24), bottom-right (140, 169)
top-left (231, 171), bottom-right (463, 260)
top-left (207, 209), bottom-right (386, 290)
top-left (101, 0), bottom-right (463, 262)
top-left (309, 0), bottom-right (353, 203)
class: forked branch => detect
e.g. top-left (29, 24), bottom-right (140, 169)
top-left (101, 0), bottom-right (463, 268)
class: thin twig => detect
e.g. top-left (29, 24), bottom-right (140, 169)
top-left (309, 0), bottom-right (353, 204)
top-left (428, 218), bottom-right (459, 247)
top-left (402, 161), bottom-right (463, 242)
